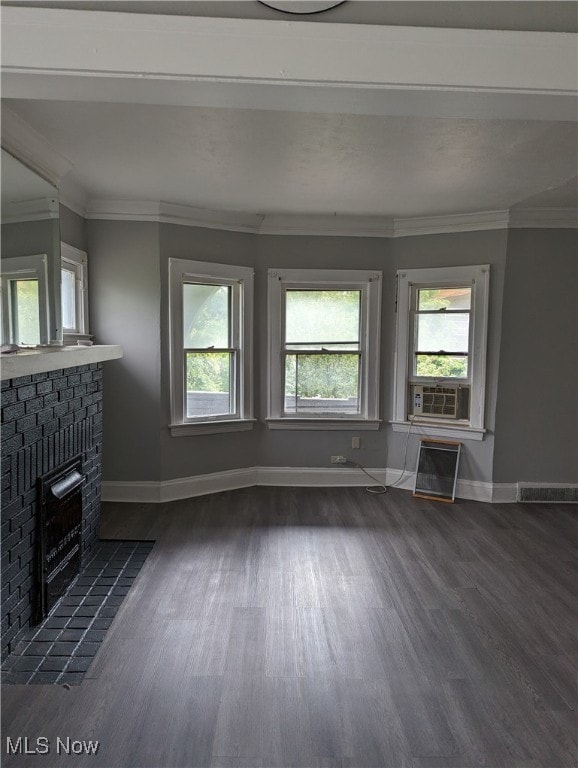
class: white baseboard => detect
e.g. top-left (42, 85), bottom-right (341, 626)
top-left (101, 480), bottom-right (163, 503)
top-left (491, 483), bottom-right (519, 503)
top-left (101, 466), bottom-right (514, 504)
top-left (160, 467), bottom-right (257, 502)
top-left (257, 466), bottom-right (387, 487)
top-left (102, 467), bottom-right (257, 503)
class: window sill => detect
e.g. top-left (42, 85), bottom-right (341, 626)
top-left (390, 420), bottom-right (485, 441)
top-left (266, 419), bottom-right (381, 431)
top-left (170, 419), bottom-right (256, 437)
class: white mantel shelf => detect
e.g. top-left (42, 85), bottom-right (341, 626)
top-left (0, 345), bottom-right (123, 380)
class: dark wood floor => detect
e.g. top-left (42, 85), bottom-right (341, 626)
top-left (2, 487), bottom-right (577, 767)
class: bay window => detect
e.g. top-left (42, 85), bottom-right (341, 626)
top-left (169, 258), bottom-right (254, 435)
top-left (267, 269), bottom-right (382, 429)
top-left (393, 264), bottom-right (490, 439)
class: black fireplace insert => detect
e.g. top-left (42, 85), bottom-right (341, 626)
top-left (37, 456), bottom-right (85, 621)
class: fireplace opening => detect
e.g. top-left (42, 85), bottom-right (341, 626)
top-left (37, 456), bottom-right (85, 622)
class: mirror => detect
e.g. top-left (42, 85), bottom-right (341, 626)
top-left (1, 149), bottom-right (62, 345)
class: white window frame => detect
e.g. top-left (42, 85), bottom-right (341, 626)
top-left (267, 268), bottom-right (382, 430)
top-left (393, 264), bottom-right (490, 441)
top-left (169, 258), bottom-right (255, 436)
top-left (0, 254), bottom-right (49, 345)
top-left (61, 242), bottom-right (89, 338)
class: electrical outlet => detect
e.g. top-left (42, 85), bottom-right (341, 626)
top-left (352, 436), bottom-right (360, 449)
top-left (331, 455), bottom-right (347, 464)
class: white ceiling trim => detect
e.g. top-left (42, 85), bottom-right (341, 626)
top-left (81, 198), bottom-right (554, 237)
top-left (2, 7), bottom-right (577, 122)
top-left (1, 106), bottom-right (74, 185)
top-left (509, 207), bottom-right (578, 229)
top-left (85, 200), bottom-right (264, 234)
top-left (58, 176), bottom-right (89, 219)
top-left (393, 211), bottom-right (511, 237)
top-left (2, 197), bottom-right (60, 224)
top-left (258, 214), bottom-right (396, 238)
top-left (82, 200), bottom-right (577, 235)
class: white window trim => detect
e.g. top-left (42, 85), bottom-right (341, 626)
top-left (1, 253), bottom-right (49, 345)
top-left (168, 258), bottom-right (254, 436)
top-left (267, 268), bottom-right (382, 430)
top-left (392, 264), bottom-right (490, 441)
top-left (61, 242), bottom-right (90, 338)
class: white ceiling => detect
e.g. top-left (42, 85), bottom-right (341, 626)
top-left (2, 2), bottom-right (577, 224)
top-left (7, 99), bottom-right (577, 217)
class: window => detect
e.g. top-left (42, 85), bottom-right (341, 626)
top-left (267, 269), bottom-right (382, 429)
top-left (169, 258), bottom-right (254, 436)
top-left (1, 254), bottom-right (49, 345)
top-left (61, 243), bottom-right (89, 338)
top-left (393, 265), bottom-right (490, 440)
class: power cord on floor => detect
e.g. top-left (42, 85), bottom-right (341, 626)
top-left (348, 415), bottom-right (416, 495)
top-left (347, 460), bottom-right (388, 494)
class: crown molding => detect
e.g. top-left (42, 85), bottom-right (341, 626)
top-left (59, 176), bottom-right (90, 218)
top-left (85, 199), bottom-right (522, 237)
top-left (509, 207), bottom-right (578, 229)
top-left (1, 107), bottom-right (74, 186)
top-left (158, 202), bottom-right (263, 233)
top-left (259, 214), bottom-right (395, 238)
top-left (85, 199), bottom-right (263, 233)
top-left (85, 199), bottom-right (162, 223)
top-left (393, 210), bottom-right (511, 237)
top-left (1, 197), bottom-right (60, 224)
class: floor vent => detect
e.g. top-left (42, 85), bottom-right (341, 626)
top-left (518, 486), bottom-right (578, 503)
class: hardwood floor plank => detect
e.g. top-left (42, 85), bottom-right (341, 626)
top-left (259, 676), bottom-right (313, 767)
top-left (212, 673), bottom-right (265, 759)
top-left (441, 678), bottom-right (521, 767)
top-left (304, 675), bottom-right (355, 759)
top-left (452, 586), bottom-right (573, 711)
top-left (224, 608), bottom-right (267, 676)
top-left (340, 678), bottom-right (413, 767)
top-left (386, 671), bottom-right (459, 760)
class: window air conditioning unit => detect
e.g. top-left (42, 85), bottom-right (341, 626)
top-left (409, 384), bottom-right (470, 420)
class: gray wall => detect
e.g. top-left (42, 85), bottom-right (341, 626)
top-left (493, 229), bottom-right (578, 483)
top-left (158, 224), bottom-right (260, 478)
top-left (60, 204), bottom-right (88, 252)
top-left (89, 219), bottom-right (516, 485)
top-left (87, 220), bottom-right (162, 481)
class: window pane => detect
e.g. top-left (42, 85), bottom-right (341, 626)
top-left (183, 284), bottom-right (230, 348)
top-left (284, 353), bottom-right (360, 414)
top-left (285, 290), bottom-right (360, 344)
top-left (13, 279), bottom-right (40, 345)
top-left (416, 313), bottom-right (469, 353)
top-left (418, 287), bottom-right (471, 310)
top-left (186, 351), bottom-right (233, 417)
top-left (61, 268), bottom-right (76, 330)
top-left (415, 354), bottom-right (468, 378)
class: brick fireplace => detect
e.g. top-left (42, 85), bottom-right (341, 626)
top-left (1, 363), bottom-right (104, 660)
